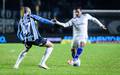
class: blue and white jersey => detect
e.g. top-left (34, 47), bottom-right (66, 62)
top-left (17, 14), bottom-right (54, 42)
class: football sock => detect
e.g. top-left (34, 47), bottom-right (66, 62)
top-left (14, 48), bottom-right (29, 68)
top-left (71, 48), bottom-right (76, 58)
top-left (73, 47), bottom-right (83, 61)
top-left (40, 47), bottom-right (53, 65)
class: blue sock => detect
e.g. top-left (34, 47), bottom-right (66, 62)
top-left (73, 47), bottom-right (83, 61)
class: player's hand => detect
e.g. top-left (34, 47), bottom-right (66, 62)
top-left (51, 19), bottom-right (56, 24)
top-left (101, 25), bottom-right (107, 30)
top-left (51, 17), bottom-right (58, 24)
top-left (51, 19), bottom-right (57, 23)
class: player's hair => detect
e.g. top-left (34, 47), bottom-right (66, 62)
top-left (24, 7), bottom-right (31, 14)
top-left (74, 6), bottom-right (82, 10)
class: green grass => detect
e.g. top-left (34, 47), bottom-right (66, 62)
top-left (0, 43), bottom-right (120, 75)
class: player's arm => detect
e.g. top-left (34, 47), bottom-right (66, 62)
top-left (87, 14), bottom-right (107, 30)
top-left (17, 24), bottom-right (20, 39)
top-left (54, 18), bottom-right (73, 27)
top-left (17, 19), bottom-right (21, 39)
top-left (30, 14), bottom-right (54, 25)
top-left (17, 19), bottom-right (24, 41)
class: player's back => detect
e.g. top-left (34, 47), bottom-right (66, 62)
top-left (18, 15), bottom-right (40, 42)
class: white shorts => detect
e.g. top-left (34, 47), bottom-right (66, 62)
top-left (71, 36), bottom-right (87, 48)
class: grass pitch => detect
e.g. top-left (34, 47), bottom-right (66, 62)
top-left (0, 43), bottom-right (120, 75)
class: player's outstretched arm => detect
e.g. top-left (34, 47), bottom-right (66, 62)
top-left (100, 25), bottom-right (107, 30)
top-left (87, 14), bottom-right (107, 30)
top-left (93, 17), bottom-right (107, 30)
top-left (53, 18), bottom-right (72, 27)
top-left (31, 14), bottom-right (54, 25)
top-left (17, 19), bottom-right (23, 41)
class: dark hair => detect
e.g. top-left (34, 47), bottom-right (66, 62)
top-left (74, 6), bottom-right (82, 10)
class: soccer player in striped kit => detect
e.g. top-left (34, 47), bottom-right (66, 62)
top-left (14, 7), bottom-right (55, 69)
top-left (54, 7), bottom-right (106, 66)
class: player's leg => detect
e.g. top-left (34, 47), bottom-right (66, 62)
top-left (71, 48), bottom-right (76, 58)
top-left (73, 40), bottom-right (86, 66)
top-left (73, 42), bottom-right (85, 61)
top-left (35, 38), bottom-right (53, 69)
top-left (71, 39), bottom-right (77, 58)
top-left (68, 38), bottom-right (86, 66)
top-left (14, 42), bottom-right (32, 69)
top-left (68, 39), bottom-right (77, 65)
top-left (39, 40), bottom-right (53, 69)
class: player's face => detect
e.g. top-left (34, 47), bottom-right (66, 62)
top-left (24, 7), bottom-right (31, 15)
top-left (74, 9), bottom-right (82, 17)
top-left (27, 8), bottom-right (31, 15)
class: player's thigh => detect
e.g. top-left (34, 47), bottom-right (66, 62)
top-left (34, 37), bottom-right (53, 47)
top-left (24, 42), bottom-right (32, 51)
top-left (71, 38), bottom-right (87, 48)
top-left (71, 39), bottom-right (79, 48)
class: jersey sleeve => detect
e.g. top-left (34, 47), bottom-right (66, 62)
top-left (30, 14), bottom-right (54, 25)
top-left (56, 19), bottom-right (73, 27)
top-left (86, 14), bottom-right (104, 27)
top-left (17, 19), bottom-right (21, 39)
top-left (65, 19), bottom-right (73, 27)
top-left (17, 19), bottom-right (23, 41)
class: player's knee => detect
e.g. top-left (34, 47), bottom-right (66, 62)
top-left (46, 41), bottom-right (54, 48)
top-left (26, 46), bottom-right (31, 50)
top-left (25, 44), bottom-right (32, 49)
top-left (71, 48), bottom-right (75, 52)
top-left (25, 45), bottom-right (32, 52)
top-left (25, 49), bottom-right (29, 52)
top-left (80, 42), bottom-right (86, 47)
top-left (49, 42), bottom-right (54, 47)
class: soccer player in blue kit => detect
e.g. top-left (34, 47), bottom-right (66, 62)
top-left (14, 7), bottom-right (55, 69)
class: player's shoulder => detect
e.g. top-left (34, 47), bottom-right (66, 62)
top-left (83, 13), bottom-right (93, 19)
top-left (69, 17), bottom-right (74, 22)
top-left (71, 17), bottom-right (77, 22)
top-left (83, 13), bottom-right (91, 17)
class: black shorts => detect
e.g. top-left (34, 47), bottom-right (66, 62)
top-left (23, 37), bottom-right (47, 49)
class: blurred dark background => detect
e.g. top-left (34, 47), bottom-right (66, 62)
top-left (1, 0), bottom-right (120, 10)
top-left (0, 0), bottom-right (120, 42)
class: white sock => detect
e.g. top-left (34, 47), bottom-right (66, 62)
top-left (14, 49), bottom-right (28, 68)
top-left (40, 47), bottom-right (53, 65)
